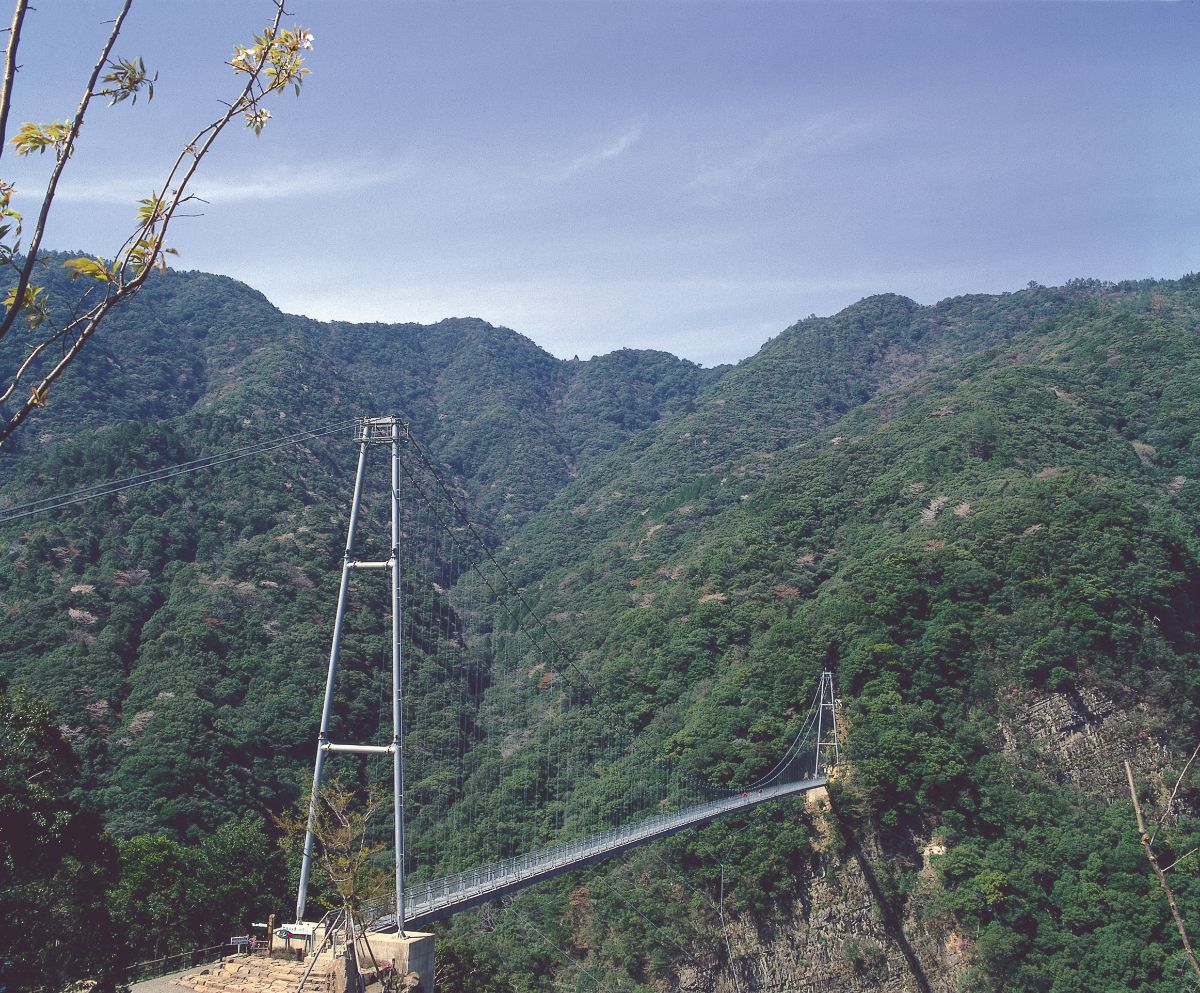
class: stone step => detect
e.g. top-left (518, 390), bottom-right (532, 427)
top-left (181, 979), bottom-right (332, 993)
top-left (178, 955), bottom-right (335, 993)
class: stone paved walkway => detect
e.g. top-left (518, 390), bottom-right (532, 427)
top-left (130, 963), bottom-right (205, 993)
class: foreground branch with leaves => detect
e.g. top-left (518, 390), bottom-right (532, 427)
top-left (277, 781), bottom-right (391, 915)
top-left (0, 0), bottom-right (312, 449)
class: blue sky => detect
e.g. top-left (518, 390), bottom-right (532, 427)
top-left (6, 1), bottom-right (1198, 366)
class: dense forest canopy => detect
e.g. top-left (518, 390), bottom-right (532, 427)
top-left (1, 265), bottom-right (1199, 991)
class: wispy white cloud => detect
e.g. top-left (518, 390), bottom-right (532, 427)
top-left (557, 122), bottom-right (644, 180)
top-left (686, 112), bottom-right (883, 193)
top-left (53, 163), bottom-right (402, 206)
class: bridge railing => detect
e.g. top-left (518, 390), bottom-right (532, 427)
top-left (365, 776), bottom-right (825, 927)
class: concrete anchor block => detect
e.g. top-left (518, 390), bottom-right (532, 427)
top-left (366, 931), bottom-right (434, 993)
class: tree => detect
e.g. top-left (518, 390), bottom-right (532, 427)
top-left (107, 816), bottom-right (289, 968)
top-left (277, 780), bottom-right (391, 916)
top-left (106, 834), bottom-right (193, 965)
top-left (0, 677), bottom-right (125, 992)
top-left (0, 0), bottom-right (313, 449)
top-left (1124, 756), bottom-right (1200, 983)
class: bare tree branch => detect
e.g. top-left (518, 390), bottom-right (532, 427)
top-left (0, 0), bottom-right (134, 346)
top-left (277, 780), bottom-right (389, 913)
top-left (0, 0), bottom-right (29, 151)
top-left (0, 0), bottom-right (312, 448)
top-left (1163, 849), bottom-right (1198, 874)
top-left (1125, 759), bottom-right (1200, 981)
top-left (1151, 740), bottom-right (1200, 848)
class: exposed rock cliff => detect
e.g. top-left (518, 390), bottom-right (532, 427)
top-left (673, 688), bottom-right (1189, 993)
top-left (674, 790), bottom-right (966, 993)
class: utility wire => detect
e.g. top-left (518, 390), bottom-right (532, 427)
top-left (718, 861), bottom-right (744, 993)
top-left (398, 438), bottom-right (638, 733)
top-left (716, 809), bottom-right (770, 993)
top-left (0, 417), bottom-right (355, 524)
top-left (641, 844), bottom-right (748, 993)
top-left (2, 417), bottom-right (354, 515)
top-left (590, 871), bottom-right (705, 967)
top-left (504, 903), bottom-right (607, 992)
top-left (630, 812), bottom-right (771, 993)
top-left (645, 845), bottom-right (724, 918)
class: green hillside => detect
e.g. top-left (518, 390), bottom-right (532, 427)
top-left (0, 264), bottom-right (718, 824)
top-left (2, 257), bottom-right (719, 521)
top-left (481, 275), bottom-right (1200, 991)
top-left (3, 268), bottom-right (1200, 992)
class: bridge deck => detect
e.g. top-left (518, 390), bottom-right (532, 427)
top-left (370, 775), bottom-right (828, 930)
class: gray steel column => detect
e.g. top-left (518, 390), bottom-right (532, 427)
top-left (825, 672), bottom-right (840, 768)
top-left (814, 671), bottom-right (839, 776)
top-left (813, 675), bottom-right (825, 779)
top-left (391, 420), bottom-right (408, 934)
top-left (296, 439), bottom-right (370, 923)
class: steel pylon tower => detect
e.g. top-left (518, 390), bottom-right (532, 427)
top-left (813, 670), bottom-right (840, 777)
top-left (295, 416), bottom-right (408, 933)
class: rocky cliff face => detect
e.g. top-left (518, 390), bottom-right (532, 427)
top-left (673, 790), bottom-right (966, 993)
top-left (673, 688), bottom-right (1184, 993)
top-left (999, 686), bottom-right (1173, 804)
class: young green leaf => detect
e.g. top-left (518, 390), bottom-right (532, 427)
top-left (11, 121), bottom-right (73, 156)
top-left (63, 257), bottom-right (112, 281)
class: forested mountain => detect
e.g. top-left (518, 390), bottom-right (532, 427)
top-left (487, 275), bottom-right (1200, 993)
top-left (485, 276), bottom-right (1200, 992)
top-left (0, 262), bottom-right (719, 989)
top-left (2, 257), bottom-right (721, 523)
top-left (2, 265), bottom-right (1199, 992)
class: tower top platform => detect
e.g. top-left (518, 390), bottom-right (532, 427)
top-left (354, 416), bottom-right (408, 444)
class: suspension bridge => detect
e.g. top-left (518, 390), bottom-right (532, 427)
top-left (2, 411), bottom-right (843, 990)
top-left (292, 416), bottom-right (842, 950)
top-left (373, 773), bottom-right (830, 930)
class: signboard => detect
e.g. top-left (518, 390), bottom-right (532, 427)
top-left (274, 922), bottom-right (318, 940)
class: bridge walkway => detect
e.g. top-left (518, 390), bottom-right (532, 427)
top-left (370, 774), bottom-right (828, 930)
